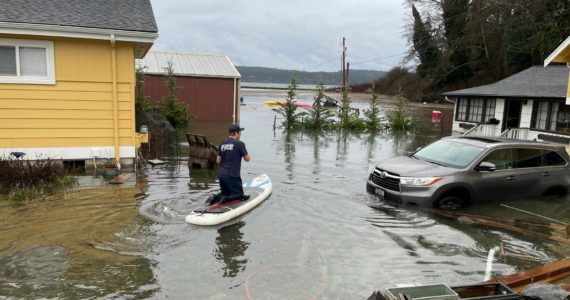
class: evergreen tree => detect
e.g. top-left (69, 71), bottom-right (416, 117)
top-left (386, 93), bottom-right (413, 131)
top-left (135, 65), bottom-right (151, 112)
top-left (363, 84), bottom-right (383, 130)
top-left (442, 0), bottom-right (471, 85)
top-left (161, 61), bottom-right (190, 129)
top-left (276, 74), bottom-right (302, 129)
top-left (304, 82), bottom-right (335, 129)
top-left (411, 5), bottom-right (440, 82)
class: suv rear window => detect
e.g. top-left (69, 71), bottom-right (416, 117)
top-left (514, 148), bottom-right (542, 168)
top-left (543, 150), bottom-right (567, 166)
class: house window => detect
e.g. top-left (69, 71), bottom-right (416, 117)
top-left (0, 39), bottom-right (55, 84)
top-left (456, 98), bottom-right (496, 123)
top-left (457, 98), bottom-right (467, 120)
top-left (556, 104), bottom-right (570, 133)
top-left (530, 101), bottom-right (569, 133)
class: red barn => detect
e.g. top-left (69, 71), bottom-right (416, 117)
top-left (137, 51), bottom-right (241, 122)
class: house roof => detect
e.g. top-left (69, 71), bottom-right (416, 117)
top-left (442, 65), bottom-right (569, 99)
top-left (137, 51), bottom-right (241, 79)
top-left (0, 0), bottom-right (157, 33)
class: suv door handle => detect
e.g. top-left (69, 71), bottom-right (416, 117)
top-left (505, 176), bottom-right (516, 181)
top-left (542, 172), bottom-right (550, 177)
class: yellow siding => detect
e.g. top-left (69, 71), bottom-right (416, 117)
top-left (0, 34), bottom-right (136, 149)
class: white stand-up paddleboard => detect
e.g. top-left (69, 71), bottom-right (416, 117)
top-left (185, 174), bottom-right (272, 226)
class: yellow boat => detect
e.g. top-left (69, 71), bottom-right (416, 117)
top-left (263, 100), bottom-right (287, 106)
top-left (263, 100), bottom-right (311, 108)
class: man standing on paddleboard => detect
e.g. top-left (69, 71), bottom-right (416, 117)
top-left (208, 124), bottom-right (251, 205)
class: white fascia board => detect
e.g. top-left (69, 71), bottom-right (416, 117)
top-left (0, 146), bottom-right (136, 160)
top-left (0, 22), bottom-right (157, 44)
top-left (142, 71), bottom-right (241, 79)
top-left (544, 35), bottom-right (570, 67)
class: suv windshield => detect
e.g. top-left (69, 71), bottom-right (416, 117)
top-left (414, 139), bottom-right (485, 168)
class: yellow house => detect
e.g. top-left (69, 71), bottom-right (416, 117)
top-left (545, 35), bottom-right (570, 104)
top-left (0, 0), bottom-right (158, 168)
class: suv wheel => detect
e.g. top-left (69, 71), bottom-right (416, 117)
top-left (436, 195), bottom-right (464, 210)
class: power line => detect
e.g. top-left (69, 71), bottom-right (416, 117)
top-left (350, 51), bottom-right (409, 65)
top-left (304, 55), bottom-right (342, 70)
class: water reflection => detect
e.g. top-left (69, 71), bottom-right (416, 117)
top-left (213, 221), bottom-right (249, 278)
top-left (0, 186), bottom-right (158, 298)
top-left (188, 168), bottom-right (218, 190)
top-left (283, 130), bottom-right (296, 180)
top-left (306, 130), bottom-right (332, 175)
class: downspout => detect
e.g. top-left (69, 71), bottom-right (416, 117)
top-left (110, 34), bottom-right (121, 169)
top-left (233, 77), bottom-right (237, 123)
top-left (567, 63), bottom-right (570, 105)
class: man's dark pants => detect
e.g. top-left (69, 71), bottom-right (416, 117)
top-left (218, 175), bottom-right (244, 203)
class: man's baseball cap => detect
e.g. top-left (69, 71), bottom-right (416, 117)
top-left (228, 124), bottom-right (245, 133)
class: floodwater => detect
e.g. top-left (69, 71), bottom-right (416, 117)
top-left (1, 89), bottom-right (569, 299)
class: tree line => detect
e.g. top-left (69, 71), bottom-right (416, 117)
top-left (354, 0), bottom-right (570, 101)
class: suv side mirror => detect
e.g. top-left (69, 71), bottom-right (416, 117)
top-left (475, 162), bottom-right (497, 172)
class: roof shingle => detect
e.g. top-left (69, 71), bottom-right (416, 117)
top-left (442, 65), bottom-right (569, 99)
top-left (0, 0), bottom-right (157, 33)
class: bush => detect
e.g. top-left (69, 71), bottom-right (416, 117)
top-left (0, 157), bottom-right (77, 203)
top-left (352, 67), bottom-right (425, 101)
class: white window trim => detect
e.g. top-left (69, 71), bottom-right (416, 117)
top-left (0, 38), bottom-right (55, 85)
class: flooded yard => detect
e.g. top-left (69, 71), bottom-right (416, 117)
top-left (1, 89), bottom-right (569, 299)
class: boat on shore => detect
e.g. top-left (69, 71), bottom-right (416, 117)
top-left (368, 258), bottom-right (570, 299)
top-left (263, 100), bottom-right (311, 107)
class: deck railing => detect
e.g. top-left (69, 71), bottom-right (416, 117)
top-left (464, 124), bottom-right (497, 137)
top-left (500, 128), bottom-right (529, 140)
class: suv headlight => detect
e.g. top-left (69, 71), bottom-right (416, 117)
top-left (400, 177), bottom-right (443, 186)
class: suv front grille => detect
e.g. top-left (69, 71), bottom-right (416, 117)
top-left (370, 168), bottom-right (400, 192)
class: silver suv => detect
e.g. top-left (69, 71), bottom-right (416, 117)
top-left (367, 136), bottom-right (570, 209)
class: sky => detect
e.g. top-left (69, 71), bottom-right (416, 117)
top-left (150, 0), bottom-right (410, 72)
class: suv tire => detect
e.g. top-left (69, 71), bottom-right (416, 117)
top-left (436, 195), bottom-right (464, 210)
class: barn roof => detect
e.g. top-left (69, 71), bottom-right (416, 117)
top-left (137, 51), bottom-right (241, 79)
top-left (442, 65), bottom-right (568, 99)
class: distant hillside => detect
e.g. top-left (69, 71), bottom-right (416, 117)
top-left (236, 66), bottom-right (385, 86)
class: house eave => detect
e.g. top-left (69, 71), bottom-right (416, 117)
top-left (544, 35), bottom-right (570, 66)
top-left (0, 22), bottom-right (158, 58)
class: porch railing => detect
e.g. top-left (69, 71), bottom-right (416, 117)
top-left (464, 124), bottom-right (497, 137)
top-left (500, 128), bottom-right (529, 140)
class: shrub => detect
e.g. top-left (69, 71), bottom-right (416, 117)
top-left (0, 157), bottom-right (78, 203)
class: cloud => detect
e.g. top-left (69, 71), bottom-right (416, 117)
top-left (150, 0), bottom-right (409, 71)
